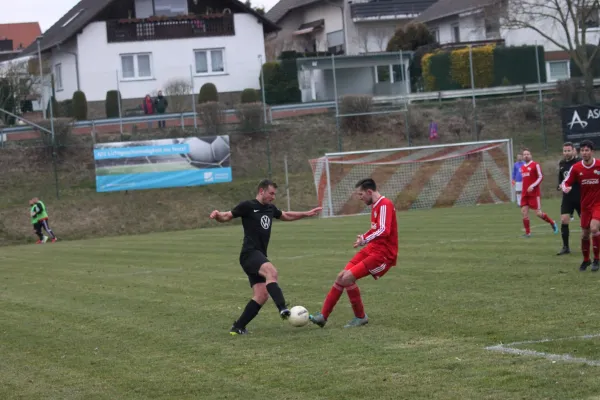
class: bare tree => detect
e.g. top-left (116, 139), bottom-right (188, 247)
top-left (0, 59), bottom-right (39, 122)
top-left (163, 78), bottom-right (193, 113)
top-left (371, 27), bottom-right (393, 51)
top-left (353, 27), bottom-right (372, 53)
top-left (500, 0), bottom-right (600, 102)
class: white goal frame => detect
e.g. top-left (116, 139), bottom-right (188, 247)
top-left (312, 139), bottom-right (515, 218)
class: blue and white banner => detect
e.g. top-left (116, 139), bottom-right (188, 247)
top-left (93, 136), bottom-right (232, 192)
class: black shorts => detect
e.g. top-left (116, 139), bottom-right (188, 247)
top-left (561, 195), bottom-right (581, 217)
top-left (239, 250), bottom-right (268, 287)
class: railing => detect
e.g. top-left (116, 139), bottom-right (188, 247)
top-left (106, 14), bottom-right (235, 43)
top-left (350, 0), bottom-right (436, 20)
top-left (4, 78), bottom-right (600, 138)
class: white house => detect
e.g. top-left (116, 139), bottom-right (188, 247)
top-left (265, 0), bottom-right (436, 56)
top-left (416, 0), bottom-right (600, 83)
top-left (20, 0), bottom-right (279, 110)
top-left (265, 0), bottom-right (430, 101)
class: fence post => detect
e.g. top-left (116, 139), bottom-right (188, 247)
top-left (190, 65), bottom-right (197, 130)
top-left (331, 53), bottom-right (342, 152)
top-left (115, 70), bottom-right (123, 139)
top-left (468, 45), bottom-right (478, 140)
top-left (404, 110), bottom-right (411, 146)
top-left (534, 43), bottom-right (547, 155)
top-left (284, 154), bottom-right (291, 211)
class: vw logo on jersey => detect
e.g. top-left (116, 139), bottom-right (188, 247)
top-left (260, 215), bottom-right (271, 230)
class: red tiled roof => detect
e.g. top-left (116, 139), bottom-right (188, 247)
top-left (0, 22), bottom-right (42, 51)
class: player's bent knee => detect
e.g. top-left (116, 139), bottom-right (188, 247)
top-left (561, 215), bottom-right (570, 224)
top-left (339, 271), bottom-right (357, 287)
top-left (259, 262), bottom-right (278, 281)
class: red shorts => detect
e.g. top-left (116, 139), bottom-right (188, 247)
top-left (580, 205), bottom-right (600, 229)
top-left (345, 248), bottom-right (395, 280)
top-left (520, 195), bottom-right (541, 210)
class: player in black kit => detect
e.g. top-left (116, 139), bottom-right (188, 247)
top-left (557, 142), bottom-right (581, 255)
top-left (209, 179), bottom-right (322, 335)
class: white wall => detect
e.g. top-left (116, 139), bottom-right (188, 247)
top-left (50, 39), bottom-right (79, 101)
top-left (73, 13), bottom-right (265, 101)
top-left (429, 14), bottom-right (486, 45)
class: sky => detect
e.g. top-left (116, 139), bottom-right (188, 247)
top-left (1, 0), bottom-right (279, 32)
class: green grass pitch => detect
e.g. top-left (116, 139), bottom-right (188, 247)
top-left (1, 199), bottom-right (600, 400)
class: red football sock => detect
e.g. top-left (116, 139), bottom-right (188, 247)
top-left (593, 233), bottom-right (600, 260)
top-left (523, 218), bottom-right (531, 234)
top-left (321, 283), bottom-right (344, 319)
top-left (582, 237), bottom-right (591, 262)
top-left (541, 213), bottom-right (555, 225)
top-left (346, 284), bottom-right (365, 319)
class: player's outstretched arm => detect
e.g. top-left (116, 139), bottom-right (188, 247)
top-left (209, 210), bottom-right (234, 223)
top-left (280, 207), bottom-right (322, 222)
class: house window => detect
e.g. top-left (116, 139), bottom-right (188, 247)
top-left (194, 49), bottom-right (225, 75)
top-left (154, 0), bottom-right (187, 17)
top-left (121, 53), bottom-right (152, 80)
top-left (547, 60), bottom-right (570, 82)
top-left (55, 64), bottom-right (63, 91)
top-left (430, 28), bottom-right (440, 43)
top-left (579, 6), bottom-right (600, 29)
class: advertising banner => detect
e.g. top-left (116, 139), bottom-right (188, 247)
top-left (561, 105), bottom-right (600, 147)
top-left (93, 136), bottom-right (231, 192)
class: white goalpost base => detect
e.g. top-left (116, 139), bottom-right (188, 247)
top-left (309, 139), bottom-right (515, 217)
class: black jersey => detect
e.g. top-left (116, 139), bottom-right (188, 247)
top-left (558, 156), bottom-right (581, 198)
top-left (232, 199), bottom-right (282, 257)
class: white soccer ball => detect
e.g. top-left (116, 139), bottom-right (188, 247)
top-left (182, 137), bottom-right (214, 164)
top-left (288, 306), bottom-right (309, 327)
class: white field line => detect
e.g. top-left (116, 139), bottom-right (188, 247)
top-left (485, 333), bottom-right (600, 366)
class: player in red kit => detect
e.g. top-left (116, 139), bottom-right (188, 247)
top-left (519, 149), bottom-right (559, 237)
top-left (309, 178), bottom-right (398, 328)
top-left (561, 140), bottom-right (600, 271)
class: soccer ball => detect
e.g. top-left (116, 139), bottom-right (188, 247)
top-left (288, 306), bottom-right (309, 327)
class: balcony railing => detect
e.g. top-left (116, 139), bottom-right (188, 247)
top-left (350, 0), bottom-right (437, 20)
top-left (106, 14), bottom-right (235, 43)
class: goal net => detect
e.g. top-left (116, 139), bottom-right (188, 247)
top-left (309, 140), bottom-right (514, 217)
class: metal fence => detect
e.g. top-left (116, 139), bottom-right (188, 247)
top-left (0, 49), bottom-right (589, 211)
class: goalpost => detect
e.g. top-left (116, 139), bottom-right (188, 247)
top-left (309, 139), bottom-right (514, 217)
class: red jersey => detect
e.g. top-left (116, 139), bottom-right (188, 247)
top-left (520, 161), bottom-right (543, 197)
top-left (561, 158), bottom-right (600, 210)
top-left (360, 196), bottom-right (398, 262)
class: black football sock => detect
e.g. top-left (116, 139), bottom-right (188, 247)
top-left (266, 282), bottom-right (287, 311)
top-left (561, 224), bottom-right (570, 248)
top-left (234, 299), bottom-right (262, 330)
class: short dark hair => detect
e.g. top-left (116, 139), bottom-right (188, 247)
top-left (580, 140), bottom-right (595, 151)
top-left (563, 142), bottom-right (574, 148)
top-left (257, 179), bottom-right (277, 192)
top-left (522, 148), bottom-right (530, 153)
top-left (355, 178), bottom-right (376, 191)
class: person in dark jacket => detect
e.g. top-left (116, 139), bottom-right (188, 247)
top-left (154, 90), bottom-right (168, 128)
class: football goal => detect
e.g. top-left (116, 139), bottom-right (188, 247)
top-left (309, 139), bottom-right (514, 217)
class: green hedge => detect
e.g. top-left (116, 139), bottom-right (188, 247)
top-left (492, 46), bottom-right (546, 85)
top-left (428, 51), bottom-right (461, 91)
top-left (260, 60), bottom-right (300, 105)
top-left (423, 45), bottom-right (546, 91)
